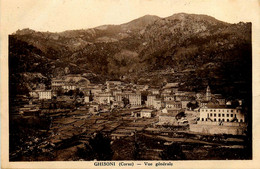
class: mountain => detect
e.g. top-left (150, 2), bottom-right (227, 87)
top-left (9, 13), bottom-right (251, 98)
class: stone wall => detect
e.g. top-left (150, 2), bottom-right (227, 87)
top-left (189, 123), bottom-right (247, 135)
top-left (159, 116), bottom-right (177, 125)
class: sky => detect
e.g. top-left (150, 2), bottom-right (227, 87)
top-left (1, 0), bottom-right (259, 33)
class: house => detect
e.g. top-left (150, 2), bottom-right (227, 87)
top-left (115, 93), bottom-right (123, 102)
top-left (111, 89), bottom-right (122, 96)
top-left (89, 103), bottom-right (100, 114)
top-left (165, 101), bottom-right (182, 110)
top-left (135, 84), bottom-right (148, 92)
top-left (106, 80), bottom-right (122, 86)
top-left (146, 95), bottom-right (156, 107)
top-left (154, 99), bottom-right (162, 110)
top-left (29, 91), bottom-right (39, 98)
top-left (148, 88), bottom-right (160, 95)
top-left (163, 82), bottom-right (179, 93)
top-left (198, 104), bottom-right (245, 123)
top-left (84, 95), bottom-right (90, 103)
top-left (62, 83), bottom-right (76, 91)
top-left (96, 92), bottom-right (114, 105)
top-left (90, 87), bottom-right (103, 96)
top-left (189, 103), bottom-right (247, 135)
top-left (158, 109), bottom-right (180, 125)
top-left (213, 94), bottom-right (226, 105)
top-left (128, 93), bottom-right (141, 107)
top-left (163, 94), bottom-right (175, 101)
top-left (106, 81), bottom-right (122, 91)
top-left (112, 101), bottom-right (124, 108)
top-left (181, 99), bottom-right (190, 109)
top-left (38, 90), bottom-right (52, 100)
top-left (132, 109), bottom-right (153, 118)
top-left (51, 79), bottom-right (65, 91)
top-left (146, 95), bottom-right (162, 110)
top-left (140, 109), bottom-right (153, 118)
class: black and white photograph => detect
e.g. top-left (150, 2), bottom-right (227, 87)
top-left (1, 0), bottom-right (260, 168)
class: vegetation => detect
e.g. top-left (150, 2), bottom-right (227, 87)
top-left (160, 143), bottom-right (186, 160)
top-left (76, 133), bottom-right (113, 160)
top-left (9, 13), bottom-right (251, 100)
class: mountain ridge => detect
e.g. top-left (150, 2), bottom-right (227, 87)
top-left (9, 13), bottom-right (251, 98)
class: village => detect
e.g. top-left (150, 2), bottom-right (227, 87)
top-left (10, 73), bottom-right (249, 160)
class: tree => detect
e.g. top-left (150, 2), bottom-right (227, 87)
top-left (79, 91), bottom-right (84, 98)
top-left (122, 97), bottom-right (129, 108)
top-left (187, 101), bottom-right (199, 110)
top-left (77, 132), bottom-right (113, 160)
top-left (57, 88), bottom-right (64, 96)
top-left (141, 91), bottom-right (149, 105)
top-left (160, 143), bottom-right (186, 160)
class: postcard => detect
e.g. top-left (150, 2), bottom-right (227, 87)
top-left (1, 0), bottom-right (260, 168)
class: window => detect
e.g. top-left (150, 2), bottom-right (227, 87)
top-left (219, 110), bottom-right (220, 112)
top-left (218, 119), bottom-right (221, 122)
top-left (222, 114), bottom-right (225, 117)
top-left (214, 110), bottom-right (216, 112)
top-left (240, 119), bottom-right (243, 122)
top-left (202, 118), bottom-right (204, 121)
top-left (231, 114), bottom-right (233, 117)
top-left (223, 119), bottom-right (225, 122)
top-left (227, 119), bottom-right (229, 122)
top-left (231, 110), bottom-right (233, 112)
top-left (227, 110), bottom-right (229, 112)
top-left (210, 113), bottom-right (212, 117)
top-left (210, 110), bottom-right (212, 112)
top-left (214, 113), bottom-right (216, 117)
top-left (214, 118), bottom-right (216, 121)
top-left (227, 114), bottom-right (229, 117)
top-left (218, 114), bottom-right (221, 117)
top-left (206, 110), bottom-right (207, 112)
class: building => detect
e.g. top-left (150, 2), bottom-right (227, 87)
top-left (111, 89), bottom-right (122, 96)
top-left (84, 95), bottom-right (90, 103)
top-left (206, 86), bottom-right (211, 101)
top-left (153, 99), bottom-right (162, 110)
top-left (181, 100), bottom-right (190, 109)
top-left (62, 83), bottom-right (76, 91)
top-left (158, 109), bottom-right (180, 125)
top-left (51, 79), bottom-right (65, 91)
top-left (148, 88), bottom-right (160, 95)
top-left (146, 95), bottom-right (156, 107)
top-left (38, 90), bottom-right (52, 100)
top-left (146, 95), bottom-right (162, 110)
top-left (89, 103), bottom-right (99, 114)
top-left (132, 109), bottom-right (153, 118)
top-left (140, 109), bottom-right (153, 118)
top-left (165, 101), bottom-right (182, 110)
top-left (198, 104), bottom-right (245, 123)
top-left (129, 93), bottom-right (141, 107)
top-left (96, 92), bottom-right (114, 105)
top-left (213, 94), bottom-right (226, 105)
top-left (163, 94), bottom-right (175, 101)
top-left (189, 103), bottom-right (247, 135)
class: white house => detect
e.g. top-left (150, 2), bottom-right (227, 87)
top-left (198, 104), bottom-right (245, 123)
top-left (38, 90), bottom-right (52, 100)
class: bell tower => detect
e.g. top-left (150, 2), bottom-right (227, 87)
top-left (206, 86), bottom-right (211, 101)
